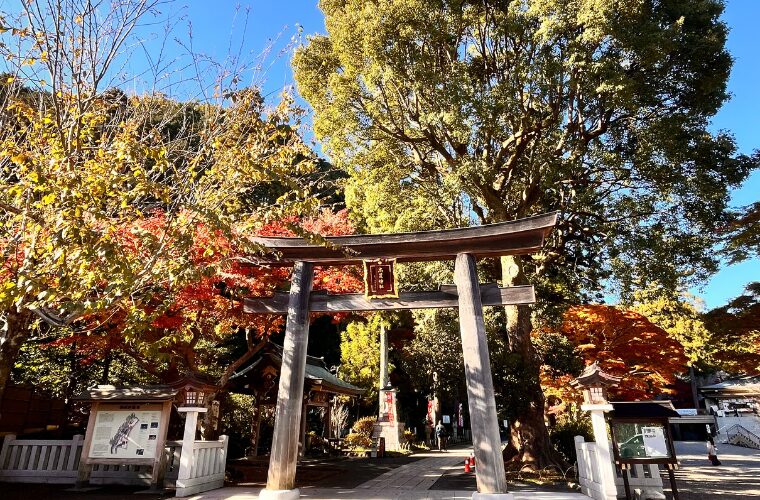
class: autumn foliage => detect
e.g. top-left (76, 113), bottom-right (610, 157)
top-left (543, 305), bottom-right (688, 401)
top-left (45, 209), bottom-right (362, 378)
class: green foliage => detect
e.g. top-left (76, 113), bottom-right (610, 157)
top-left (295, 0), bottom-right (756, 305)
top-left (628, 287), bottom-right (714, 368)
top-left (533, 331), bottom-right (584, 380)
top-left (340, 314), bottom-right (384, 403)
top-left (703, 282), bottom-right (760, 374)
top-left (550, 414), bottom-right (593, 464)
top-left (218, 393), bottom-right (256, 459)
top-left (724, 202), bottom-right (760, 264)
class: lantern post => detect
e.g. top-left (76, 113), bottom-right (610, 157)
top-left (571, 362), bottom-right (622, 500)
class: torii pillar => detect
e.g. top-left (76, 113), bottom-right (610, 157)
top-left (259, 262), bottom-right (313, 500)
top-left (456, 253), bottom-right (511, 499)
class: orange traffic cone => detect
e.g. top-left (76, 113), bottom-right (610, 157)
top-left (464, 457), bottom-right (471, 473)
top-left (470, 452), bottom-right (476, 469)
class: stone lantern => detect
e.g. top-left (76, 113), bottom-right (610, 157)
top-left (571, 362), bottom-right (622, 500)
top-left (570, 361), bottom-right (622, 406)
top-left (167, 374), bottom-right (220, 489)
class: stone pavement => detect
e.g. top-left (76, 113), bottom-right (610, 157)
top-left (190, 447), bottom-right (586, 500)
top-left (666, 441), bottom-right (760, 499)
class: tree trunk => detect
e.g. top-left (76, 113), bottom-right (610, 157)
top-left (500, 255), bottom-right (564, 469)
top-left (0, 310), bottom-right (32, 419)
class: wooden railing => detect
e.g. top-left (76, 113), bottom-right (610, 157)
top-left (175, 436), bottom-right (228, 497)
top-left (574, 436), bottom-right (664, 499)
top-left (0, 434), bottom-right (208, 489)
top-left (725, 424), bottom-right (760, 450)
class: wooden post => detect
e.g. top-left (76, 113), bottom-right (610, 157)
top-left (251, 399), bottom-right (261, 457)
top-left (75, 401), bottom-right (99, 489)
top-left (149, 400), bottom-right (172, 490)
top-left (0, 434), bottom-right (14, 469)
top-left (622, 465), bottom-right (632, 500)
top-left (378, 324), bottom-right (388, 418)
top-left (668, 464), bottom-right (680, 500)
top-left (299, 399), bottom-right (308, 458)
top-left (454, 253), bottom-right (509, 497)
top-left (263, 261), bottom-right (314, 495)
top-left (324, 399), bottom-right (332, 440)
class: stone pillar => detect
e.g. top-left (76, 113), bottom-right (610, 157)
top-left (378, 323), bottom-right (389, 417)
top-left (177, 407), bottom-right (207, 489)
top-left (260, 261), bottom-right (314, 500)
top-left (455, 253), bottom-right (511, 500)
top-left (583, 402), bottom-right (618, 500)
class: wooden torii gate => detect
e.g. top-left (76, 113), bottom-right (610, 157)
top-left (246, 212), bottom-right (558, 500)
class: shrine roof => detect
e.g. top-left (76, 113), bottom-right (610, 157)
top-left (610, 401), bottom-right (681, 419)
top-left (700, 375), bottom-right (760, 396)
top-left (73, 385), bottom-right (179, 402)
top-left (227, 342), bottom-right (364, 396)
top-left (248, 211), bottom-right (558, 265)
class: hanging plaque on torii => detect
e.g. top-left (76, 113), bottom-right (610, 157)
top-left (363, 258), bottom-right (398, 298)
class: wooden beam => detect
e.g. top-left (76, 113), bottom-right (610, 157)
top-left (244, 284), bottom-right (535, 314)
top-left (248, 211), bottom-right (558, 265)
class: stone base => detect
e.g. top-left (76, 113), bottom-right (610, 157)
top-left (472, 493), bottom-right (515, 500)
top-left (258, 488), bottom-right (300, 500)
top-left (373, 420), bottom-right (405, 451)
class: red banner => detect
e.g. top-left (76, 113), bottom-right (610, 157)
top-left (386, 392), bottom-right (395, 423)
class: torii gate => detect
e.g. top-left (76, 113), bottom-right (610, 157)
top-left (246, 212), bottom-right (558, 500)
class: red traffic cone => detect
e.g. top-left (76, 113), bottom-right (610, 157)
top-left (464, 457), bottom-right (471, 473)
top-left (470, 452), bottom-right (476, 468)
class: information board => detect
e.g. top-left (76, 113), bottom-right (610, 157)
top-left (88, 403), bottom-right (163, 459)
top-left (613, 421), bottom-right (673, 462)
top-left (641, 426), bottom-right (669, 457)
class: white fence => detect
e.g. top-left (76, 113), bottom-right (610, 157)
top-left (0, 433), bottom-right (228, 496)
top-left (575, 436), bottom-right (665, 500)
top-left (175, 437), bottom-right (228, 497)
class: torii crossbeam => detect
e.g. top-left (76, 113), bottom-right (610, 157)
top-left (252, 212), bottom-right (558, 500)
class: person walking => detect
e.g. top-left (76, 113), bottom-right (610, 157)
top-left (435, 420), bottom-right (448, 452)
top-left (707, 437), bottom-right (721, 466)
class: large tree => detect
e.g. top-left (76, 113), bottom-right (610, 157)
top-left (0, 0), bottom-right (321, 406)
top-left (293, 0), bottom-right (757, 466)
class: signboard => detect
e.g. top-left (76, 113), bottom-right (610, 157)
top-left (458, 403), bottom-right (463, 427)
top-left (363, 259), bottom-right (398, 298)
top-left (442, 415), bottom-right (451, 424)
top-left (88, 403), bottom-right (164, 459)
top-left (641, 426), bottom-right (668, 458)
top-left (612, 421), bottom-right (674, 463)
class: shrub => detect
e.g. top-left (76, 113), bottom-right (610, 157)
top-left (550, 414), bottom-right (593, 464)
top-left (345, 416), bottom-right (376, 449)
top-left (344, 432), bottom-right (372, 449)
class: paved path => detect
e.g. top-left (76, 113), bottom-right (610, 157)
top-left (667, 441), bottom-right (760, 499)
top-left (192, 447), bottom-right (586, 499)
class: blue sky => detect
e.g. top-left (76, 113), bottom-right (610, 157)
top-left (175, 0), bottom-right (758, 309)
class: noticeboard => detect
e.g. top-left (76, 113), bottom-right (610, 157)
top-left (82, 400), bottom-right (171, 466)
top-left (89, 403), bottom-right (164, 459)
top-left (611, 420), bottom-right (677, 465)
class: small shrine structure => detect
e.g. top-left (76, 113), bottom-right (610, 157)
top-left (226, 341), bottom-right (364, 456)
